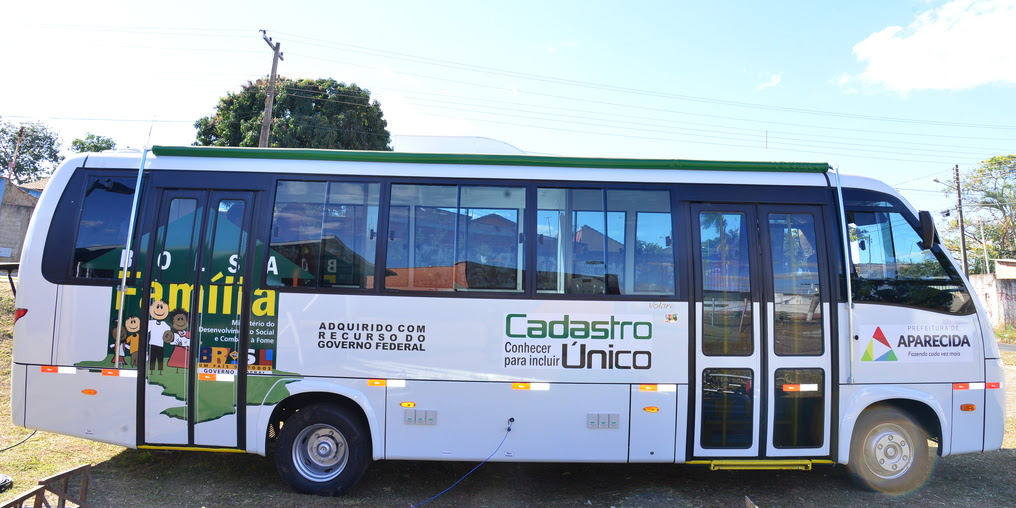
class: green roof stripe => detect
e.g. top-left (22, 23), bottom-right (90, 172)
top-left (151, 146), bottom-right (829, 173)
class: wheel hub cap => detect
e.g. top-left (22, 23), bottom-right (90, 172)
top-left (866, 425), bottom-right (912, 479)
top-left (293, 424), bottom-right (348, 482)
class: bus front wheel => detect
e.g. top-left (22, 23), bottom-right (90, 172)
top-left (847, 406), bottom-right (934, 495)
top-left (275, 403), bottom-right (369, 496)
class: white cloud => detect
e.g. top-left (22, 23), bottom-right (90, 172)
top-left (757, 73), bottom-right (783, 91)
top-left (850, 0), bottom-right (1016, 93)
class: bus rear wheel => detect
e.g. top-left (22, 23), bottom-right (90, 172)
top-left (275, 403), bottom-right (369, 496)
top-left (848, 406), bottom-right (934, 495)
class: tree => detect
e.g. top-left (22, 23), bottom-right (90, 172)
top-left (940, 155), bottom-right (1016, 274)
top-left (0, 119), bottom-right (64, 184)
top-left (194, 78), bottom-right (391, 150)
top-left (71, 133), bottom-right (117, 153)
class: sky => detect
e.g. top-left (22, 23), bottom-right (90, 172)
top-left (3, 0), bottom-right (1015, 216)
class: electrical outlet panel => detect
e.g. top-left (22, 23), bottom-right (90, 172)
top-left (404, 409), bottom-right (437, 425)
top-left (586, 413), bottom-right (619, 429)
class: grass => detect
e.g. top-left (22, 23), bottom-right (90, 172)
top-left (2, 281), bottom-right (1016, 507)
top-left (0, 286), bottom-right (125, 505)
top-left (1003, 350), bottom-right (1016, 367)
top-left (997, 325), bottom-right (1016, 344)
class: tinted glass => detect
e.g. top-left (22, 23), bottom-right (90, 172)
top-left (208, 200), bottom-right (245, 277)
top-left (537, 188), bottom-right (673, 295)
top-left (773, 368), bottom-right (824, 448)
top-left (849, 211), bottom-right (972, 313)
top-left (73, 176), bottom-right (137, 279)
top-left (701, 368), bottom-right (754, 448)
top-left (769, 213), bottom-right (823, 355)
top-left (153, 198), bottom-right (199, 284)
top-left (700, 212), bottom-right (753, 356)
top-left (268, 180), bottom-right (380, 289)
top-left (386, 184), bottom-right (525, 291)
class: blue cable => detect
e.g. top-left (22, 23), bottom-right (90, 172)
top-left (409, 418), bottom-right (514, 508)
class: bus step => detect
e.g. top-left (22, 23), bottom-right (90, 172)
top-left (707, 460), bottom-right (815, 471)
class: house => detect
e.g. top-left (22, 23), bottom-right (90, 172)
top-left (0, 178), bottom-right (40, 263)
top-left (18, 178), bottom-right (49, 198)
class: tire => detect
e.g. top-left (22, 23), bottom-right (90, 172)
top-left (847, 406), bottom-right (934, 495)
top-left (275, 403), bottom-right (370, 496)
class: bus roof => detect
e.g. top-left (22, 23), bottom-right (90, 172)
top-left (151, 146), bottom-right (830, 174)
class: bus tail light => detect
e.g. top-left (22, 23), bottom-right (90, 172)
top-left (14, 308), bottom-right (26, 324)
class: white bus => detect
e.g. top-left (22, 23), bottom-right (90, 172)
top-left (10, 146), bottom-right (1005, 496)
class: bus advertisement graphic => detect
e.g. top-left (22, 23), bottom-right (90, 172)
top-left (860, 324), bottom-right (973, 362)
top-left (503, 312), bottom-right (655, 370)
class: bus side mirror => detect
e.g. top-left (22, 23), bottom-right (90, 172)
top-left (918, 210), bottom-right (937, 249)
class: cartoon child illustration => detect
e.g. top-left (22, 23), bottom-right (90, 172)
top-left (125, 316), bottom-right (141, 367)
top-left (147, 299), bottom-right (171, 375)
top-left (171, 310), bottom-right (190, 343)
top-left (167, 309), bottom-right (191, 371)
top-left (109, 323), bottom-right (129, 366)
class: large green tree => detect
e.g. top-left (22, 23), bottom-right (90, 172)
top-left (194, 78), bottom-right (391, 150)
top-left (71, 133), bottom-right (117, 153)
top-left (0, 119), bottom-right (63, 184)
top-left (940, 155), bottom-right (1016, 274)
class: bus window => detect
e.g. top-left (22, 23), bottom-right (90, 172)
top-left (269, 180), bottom-right (380, 289)
top-left (699, 211), bottom-right (753, 356)
top-left (848, 210), bottom-right (972, 313)
top-left (701, 368), bottom-right (754, 448)
top-left (768, 213), bottom-right (823, 356)
top-left (386, 184), bottom-right (525, 292)
top-left (773, 368), bottom-right (824, 448)
top-left (72, 176), bottom-right (137, 279)
top-left (537, 188), bottom-right (674, 295)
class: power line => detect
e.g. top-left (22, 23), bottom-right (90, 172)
top-left (394, 91), bottom-right (1012, 153)
top-left (412, 103), bottom-right (988, 163)
top-left (280, 33), bottom-right (1016, 130)
top-left (418, 111), bottom-right (982, 165)
top-left (404, 96), bottom-right (1001, 158)
top-left (291, 49), bottom-right (1016, 145)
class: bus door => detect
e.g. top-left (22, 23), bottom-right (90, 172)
top-left (141, 189), bottom-right (256, 449)
top-left (691, 203), bottom-right (831, 459)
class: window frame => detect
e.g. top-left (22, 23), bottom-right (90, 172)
top-left (260, 176), bottom-right (682, 301)
top-left (843, 187), bottom-right (974, 315)
top-left (263, 175), bottom-right (385, 295)
top-left (45, 169), bottom-right (694, 302)
top-left (42, 168), bottom-right (143, 286)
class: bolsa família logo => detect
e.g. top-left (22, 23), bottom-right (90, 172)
top-left (861, 326), bottom-right (897, 362)
top-left (504, 313), bottom-right (653, 370)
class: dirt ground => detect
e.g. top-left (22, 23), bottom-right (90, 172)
top-left (1007, 365), bottom-right (1016, 419)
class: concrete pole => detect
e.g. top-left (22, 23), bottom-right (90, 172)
top-left (954, 164), bottom-right (968, 275)
top-left (258, 31), bottom-right (283, 148)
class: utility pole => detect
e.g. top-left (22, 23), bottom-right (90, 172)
top-left (954, 164), bottom-right (968, 275)
top-left (6, 127), bottom-right (25, 180)
top-left (980, 221), bottom-right (990, 274)
top-left (258, 30), bottom-right (284, 148)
